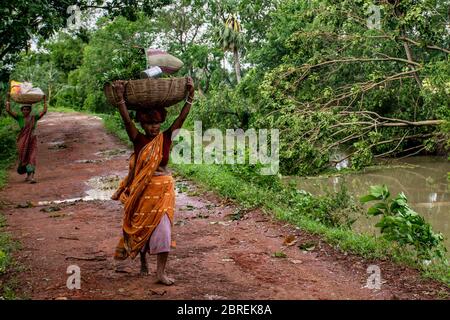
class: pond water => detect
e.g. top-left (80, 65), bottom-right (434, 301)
top-left (286, 156), bottom-right (450, 253)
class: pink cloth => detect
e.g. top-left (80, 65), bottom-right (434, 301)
top-left (142, 213), bottom-right (171, 255)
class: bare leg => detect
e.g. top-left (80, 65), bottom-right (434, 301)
top-left (156, 252), bottom-right (174, 285)
top-left (29, 172), bottom-right (36, 183)
top-left (140, 251), bottom-right (149, 275)
top-left (25, 173), bottom-right (30, 182)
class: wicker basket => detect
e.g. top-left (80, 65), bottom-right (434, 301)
top-left (10, 93), bottom-right (44, 105)
top-left (104, 77), bottom-right (188, 110)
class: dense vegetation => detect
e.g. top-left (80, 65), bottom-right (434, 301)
top-left (1, 0), bottom-right (448, 175)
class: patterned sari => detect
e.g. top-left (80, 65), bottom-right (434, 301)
top-left (16, 115), bottom-right (38, 175)
top-left (113, 133), bottom-right (175, 260)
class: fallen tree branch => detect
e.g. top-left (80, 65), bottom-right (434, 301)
top-left (321, 69), bottom-right (421, 108)
top-left (328, 133), bottom-right (435, 164)
top-left (305, 57), bottom-right (422, 69)
top-left (398, 36), bottom-right (450, 55)
top-left (340, 111), bottom-right (446, 127)
top-left (293, 31), bottom-right (450, 55)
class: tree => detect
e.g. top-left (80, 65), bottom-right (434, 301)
top-left (219, 14), bottom-right (244, 83)
top-left (74, 14), bottom-right (157, 112)
top-left (0, 0), bottom-right (172, 84)
top-left (0, 0), bottom-right (74, 83)
top-left (152, 0), bottom-right (227, 93)
top-left (10, 52), bottom-right (64, 105)
top-left (242, 0), bottom-right (449, 174)
top-left (79, 0), bottom-right (173, 21)
top-left (45, 32), bottom-right (88, 75)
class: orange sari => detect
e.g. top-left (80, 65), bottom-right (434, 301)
top-left (113, 133), bottom-right (175, 260)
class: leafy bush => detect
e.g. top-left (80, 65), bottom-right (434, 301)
top-left (0, 223), bottom-right (13, 275)
top-left (83, 91), bottom-right (111, 114)
top-left (0, 117), bottom-right (18, 188)
top-left (361, 185), bottom-right (447, 262)
top-left (289, 186), bottom-right (358, 229)
top-left (100, 46), bottom-right (147, 84)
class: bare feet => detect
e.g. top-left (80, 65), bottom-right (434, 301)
top-left (140, 264), bottom-right (149, 275)
top-left (157, 273), bottom-right (175, 286)
top-left (156, 252), bottom-right (173, 285)
top-left (29, 179), bottom-right (37, 184)
top-left (140, 252), bottom-right (149, 275)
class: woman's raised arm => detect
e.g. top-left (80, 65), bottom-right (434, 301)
top-left (38, 95), bottom-right (48, 119)
top-left (168, 77), bottom-right (195, 135)
top-left (5, 91), bottom-right (18, 119)
top-left (113, 81), bottom-right (139, 142)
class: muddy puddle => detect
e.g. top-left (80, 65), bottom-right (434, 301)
top-left (74, 159), bottom-right (104, 164)
top-left (38, 175), bottom-right (123, 206)
top-left (95, 148), bottom-right (129, 158)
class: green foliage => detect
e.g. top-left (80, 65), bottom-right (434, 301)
top-left (82, 91), bottom-right (108, 114)
top-left (84, 0), bottom-right (173, 21)
top-left (225, 162), bottom-right (283, 191)
top-left (288, 186), bottom-right (357, 229)
top-left (0, 116), bottom-right (18, 188)
top-left (0, 0), bottom-right (75, 82)
top-left (361, 185), bottom-right (447, 262)
top-left (231, 0), bottom-right (449, 175)
top-left (4, 1), bottom-right (449, 174)
top-left (0, 0), bottom-right (173, 82)
top-left (45, 33), bottom-right (88, 74)
top-left (217, 15), bottom-right (244, 52)
top-left (74, 14), bottom-right (156, 113)
top-left (10, 52), bottom-right (64, 104)
top-left (0, 213), bottom-right (20, 300)
top-left (0, 215), bottom-right (13, 274)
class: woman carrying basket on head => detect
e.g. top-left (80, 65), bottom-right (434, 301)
top-left (4, 91), bottom-right (48, 184)
top-left (111, 77), bottom-right (194, 285)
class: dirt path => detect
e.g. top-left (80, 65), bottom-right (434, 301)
top-left (1, 112), bottom-right (448, 300)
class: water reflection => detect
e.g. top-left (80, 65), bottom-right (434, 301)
top-left (286, 156), bottom-right (450, 253)
top-left (37, 175), bottom-right (122, 205)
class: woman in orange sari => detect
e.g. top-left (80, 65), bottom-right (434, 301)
top-left (111, 78), bottom-right (194, 285)
top-left (5, 91), bottom-right (48, 183)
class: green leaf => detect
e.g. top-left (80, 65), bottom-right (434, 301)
top-left (368, 207), bottom-right (382, 216)
top-left (367, 202), bottom-right (388, 216)
top-left (369, 185), bottom-right (390, 200)
top-left (360, 194), bottom-right (378, 203)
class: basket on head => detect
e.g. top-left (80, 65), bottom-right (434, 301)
top-left (10, 80), bottom-right (44, 105)
top-left (10, 93), bottom-right (43, 105)
top-left (104, 77), bottom-right (188, 110)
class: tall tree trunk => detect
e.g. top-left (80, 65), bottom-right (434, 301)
top-left (233, 48), bottom-right (242, 83)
